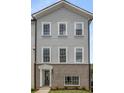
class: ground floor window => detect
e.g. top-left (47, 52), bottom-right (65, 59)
top-left (64, 76), bottom-right (79, 86)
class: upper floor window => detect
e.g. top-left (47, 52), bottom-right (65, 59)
top-left (59, 48), bottom-right (67, 63)
top-left (74, 22), bottom-right (84, 36)
top-left (58, 22), bottom-right (67, 36)
top-left (75, 47), bottom-right (84, 63)
top-left (42, 22), bottom-right (51, 36)
top-left (42, 48), bottom-right (51, 62)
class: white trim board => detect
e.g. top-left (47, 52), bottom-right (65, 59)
top-left (37, 63), bottom-right (86, 65)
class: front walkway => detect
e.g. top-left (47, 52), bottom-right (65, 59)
top-left (36, 87), bottom-right (50, 93)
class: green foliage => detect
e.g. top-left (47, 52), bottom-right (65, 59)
top-left (31, 89), bottom-right (36, 93)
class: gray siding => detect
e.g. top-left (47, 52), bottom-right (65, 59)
top-left (36, 7), bottom-right (89, 64)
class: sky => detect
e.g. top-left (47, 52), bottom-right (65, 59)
top-left (31, 0), bottom-right (93, 14)
top-left (31, 0), bottom-right (93, 63)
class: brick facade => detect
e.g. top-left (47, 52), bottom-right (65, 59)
top-left (36, 64), bottom-right (89, 90)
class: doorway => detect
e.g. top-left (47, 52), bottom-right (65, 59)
top-left (44, 70), bottom-right (50, 86)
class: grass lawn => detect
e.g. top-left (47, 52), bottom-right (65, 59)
top-left (49, 90), bottom-right (89, 93)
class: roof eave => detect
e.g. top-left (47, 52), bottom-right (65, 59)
top-left (32, 0), bottom-right (93, 19)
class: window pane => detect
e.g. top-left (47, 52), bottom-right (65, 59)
top-left (76, 48), bottom-right (82, 62)
top-left (59, 24), bottom-right (66, 35)
top-left (43, 48), bottom-right (50, 62)
top-left (60, 48), bottom-right (66, 62)
top-left (65, 76), bottom-right (79, 85)
top-left (43, 24), bottom-right (50, 35)
top-left (76, 23), bottom-right (83, 35)
top-left (76, 29), bottom-right (82, 35)
top-left (76, 24), bottom-right (82, 29)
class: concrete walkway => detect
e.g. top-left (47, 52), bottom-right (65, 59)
top-left (36, 87), bottom-right (50, 93)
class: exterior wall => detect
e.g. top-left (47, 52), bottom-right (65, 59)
top-left (31, 21), bottom-right (35, 89)
top-left (36, 7), bottom-right (89, 64)
top-left (34, 7), bottom-right (90, 90)
top-left (36, 64), bottom-right (89, 90)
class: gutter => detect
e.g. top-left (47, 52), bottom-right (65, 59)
top-left (35, 18), bottom-right (37, 90)
top-left (88, 18), bottom-right (93, 92)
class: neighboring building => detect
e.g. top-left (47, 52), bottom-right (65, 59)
top-left (31, 0), bottom-right (93, 90)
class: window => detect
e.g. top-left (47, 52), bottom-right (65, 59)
top-left (75, 48), bottom-right (84, 63)
top-left (42, 48), bottom-right (51, 62)
top-left (65, 76), bottom-right (80, 86)
top-left (75, 22), bottom-right (84, 36)
top-left (42, 22), bottom-right (51, 36)
top-left (59, 48), bottom-right (67, 62)
top-left (58, 22), bottom-right (67, 36)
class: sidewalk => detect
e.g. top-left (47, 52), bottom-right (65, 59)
top-left (35, 87), bottom-right (50, 93)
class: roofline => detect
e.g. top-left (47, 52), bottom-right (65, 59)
top-left (32, 0), bottom-right (92, 17)
top-left (64, 0), bottom-right (92, 15)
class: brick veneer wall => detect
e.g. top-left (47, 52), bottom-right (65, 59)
top-left (36, 64), bottom-right (89, 90)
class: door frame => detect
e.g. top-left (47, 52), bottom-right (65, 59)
top-left (39, 65), bottom-right (53, 87)
top-left (40, 69), bottom-right (52, 87)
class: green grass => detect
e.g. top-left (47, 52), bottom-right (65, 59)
top-left (49, 90), bottom-right (89, 93)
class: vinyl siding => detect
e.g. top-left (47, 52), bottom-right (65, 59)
top-left (36, 7), bottom-right (89, 64)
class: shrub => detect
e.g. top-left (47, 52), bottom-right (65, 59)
top-left (59, 87), bottom-right (64, 90)
top-left (75, 86), bottom-right (79, 90)
top-left (51, 88), bottom-right (55, 90)
top-left (82, 87), bottom-right (87, 90)
top-left (31, 89), bottom-right (35, 91)
top-left (64, 86), bottom-right (68, 90)
top-left (55, 86), bottom-right (59, 90)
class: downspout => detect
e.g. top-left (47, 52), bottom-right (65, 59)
top-left (88, 19), bottom-right (92, 91)
top-left (33, 17), bottom-right (37, 90)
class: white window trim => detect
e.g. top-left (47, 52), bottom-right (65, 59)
top-left (58, 47), bottom-right (68, 63)
top-left (74, 47), bottom-right (84, 63)
top-left (41, 47), bottom-right (51, 63)
top-left (58, 22), bottom-right (67, 36)
top-left (41, 22), bottom-right (51, 36)
top-left (74, 22), bottom-right (84, 36)
top-left (64, 76), bottom-right (80, 86)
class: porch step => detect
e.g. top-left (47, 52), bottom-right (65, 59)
top-left (36, 87), bottom-right (50, 93)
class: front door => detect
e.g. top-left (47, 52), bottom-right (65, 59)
top-left (44, 70), bottom-right (50, 86)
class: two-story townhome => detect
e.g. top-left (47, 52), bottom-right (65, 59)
top-left (31, 0), bottom-right (93, 90)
